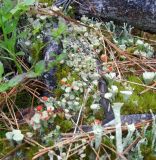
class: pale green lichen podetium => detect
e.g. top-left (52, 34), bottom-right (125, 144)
top-left (112, 103), bottom-right (124, 155)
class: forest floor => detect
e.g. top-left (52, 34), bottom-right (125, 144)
top-left (0, 1), bottom-right (156, 160)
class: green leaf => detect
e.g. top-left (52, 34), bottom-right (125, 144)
top-left (8, 74), bottom-right (26, 87)
top-left (24, 0), bottom-right (36, 5)
top-left (0, 61), bottom-right (4, 78)
top-left (10, 6), bottom-right (19, 15)
top-left (34, 60), bottom-right (45, 76)
top-left (16, 51), bottom-right (25, 56)
top-left (0, 83), bottom-right (10, 92)
top-left (56, 53), bottom-right (66, 62)
top-left (10, 0), bottom-right (35, 15)
top-left (52, 21), bottom-right (67, 39)
top-left (4, 20), bottom-right (18, 34)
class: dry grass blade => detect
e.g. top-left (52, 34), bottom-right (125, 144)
top-left (139, 81), bottom-right (156, 94)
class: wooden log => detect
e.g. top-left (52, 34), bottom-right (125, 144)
top-left (55, 0), bottom-right (156, 33)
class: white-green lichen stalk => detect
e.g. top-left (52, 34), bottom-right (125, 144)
top-left (151, 110), bottom-right (156, 150)
top-left (120, 90), bottom-right (133, 101)
top-left (92, 122), bottom-right (103, 150)
top-left (112, 102), bottom-right (124, 154)
top-left (123, 123), bottom-right (135, 148)
top-left (136, 138), bottom-right (147, 160)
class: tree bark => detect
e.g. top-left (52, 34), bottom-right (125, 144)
top-left (72, 0), bottom-right (156, 33)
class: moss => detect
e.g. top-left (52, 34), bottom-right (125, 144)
top-left (126, 46), bottom-right (137, 54)
top-left (53, 114), bottom-right (73, 132)
top-left (102, 137), bottom-right (116, 159)
top-left (144, 154), bottom-right (156, 160)
top-left (0, 126), bottom-right (6, 139)
top-left (112, 75), bottom-right (156, 115)
top-left (20, 124), bottom-right (32, 134)
top-left (25, 146), bottom-right (39, 159)
top-left (15, 91), bottom-right (33, 109)
top-left (0, 124), bottom-right (16, 158)
top-left (53, 65), bottom-right (70, 98)
top-left (54, 114), bottom-right (65, 125)
top-left (39, 0), bottom-right (54, 5)
top-left (84, 96), bottom-right (94, 124)
top-left (0, 140), bottom-right (14, 158)
top-left (71, 72), bottom-right (80, 81)
top-left (53, 87), bottom-right (64, 98)
top-left (60, 120), bottom-right (73, 132)
top-left (94, 108), bottom-right (105, 121)
top-left (55, 64), bottom-right (71, 82)
top-left (53, 64), bottom-right (80, 98)
top-left (86, 96), bottom-right (94, 107)
top-left (55, 64), bottom-right (80, 83)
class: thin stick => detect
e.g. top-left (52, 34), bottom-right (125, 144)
top-left (139, 81), bottom-right (156, 95)
top-left (8, 98), bottom-right (19, 129)
top-left (101, 143), bottom-right (127, 160)
top-left (101, 145), bottom-right (111, 160)
top-left (32, 136), bottom-right (89, 159)
top-left (120, 79), bottom-right (156, 90)
top-left (68, 144), bottom-right (88, 158)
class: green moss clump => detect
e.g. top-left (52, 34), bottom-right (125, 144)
top-left (25, 146), bottom-right (39, 159)
top-left (126, 46), bottom-right (137, 54)
top-left (112, 75), bottom-right (156, 115)
top-left (71, 72), bottom-right (80, 81)
top-left (60, 120), bottom-right (73, 132)
top-left (39, 0), bottom-right (54, 5)
top-left (15, 91), bottom-right (33, 109)
top-left (20, 124), bottom-right (33, 134)
top-left (94, 108), bottom-right (105, 120)
top-left (102, 137), bottom-right (116, 159)
top-left (86, 96), bottom-right (94, 110)
top-left (144, 154), bottom-right (156, 160)
top-left (0, 139), bottom-right (14, 159)
top-left (53, 64), bottom-right (71, 97)
top-left (53, 86), bottom-right (64, 98)
top-left (55, 64), bottom-right (71, 82)
top-left (53, 64), bottom-right (80, 98)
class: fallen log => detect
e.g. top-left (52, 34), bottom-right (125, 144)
top-left (55, 0), bottom-right (156, 33)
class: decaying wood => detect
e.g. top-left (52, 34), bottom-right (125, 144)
top-left (56, 0), bottom-right (156, 33)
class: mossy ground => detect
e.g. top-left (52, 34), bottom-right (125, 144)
top-left (111, 75), bottom-right (156, 115)
top-left (1, 64), bottom-right (155, 159)
top-left (0, 2), bottom-right (156, 158)
top-left (15, 91), bottom-right (33, 109)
